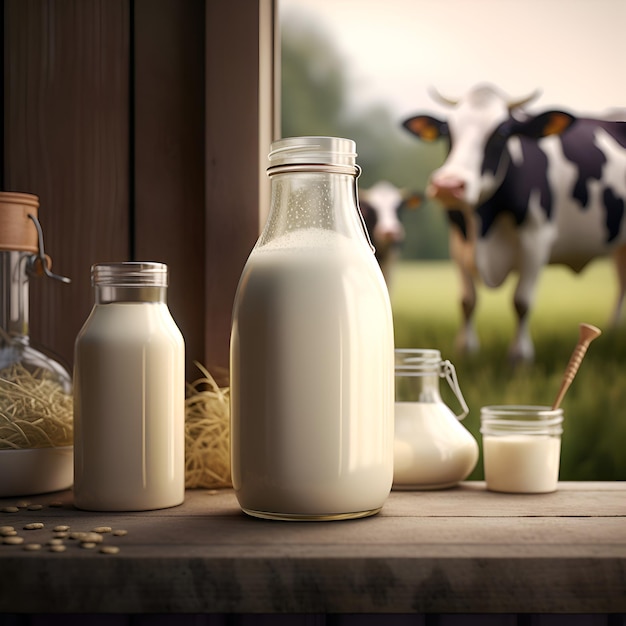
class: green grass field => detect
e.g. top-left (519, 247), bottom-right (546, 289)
top-left (390, 259), bottom-right (626, 481)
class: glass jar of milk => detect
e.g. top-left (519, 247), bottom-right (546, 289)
top-left (73, 262), bottom-right (185, 511)
top-left (230, 136), bottom-right (395, 521)
top-left (480, 405), bottom-right (563, 493)
top-left (393, 349), bottom-right (478, 490)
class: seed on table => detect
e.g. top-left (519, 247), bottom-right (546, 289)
top-left (24, 523), bottom-right (44, 530)
top-left (27, 504), bottom-right (44, 511)
top-left (47, 538), bottom-right (64, 546)
top-left (92, 526), bottom-right (112, 534)
top-left (3, 536), bottom-right (24, 545)
top-left (2, 507), bottom-right (19, 513)
top-left (16, 501), bottom-right (30, 508)
top-left (70, 531), bottom-right (101, 542)
top-left (0, 527), bottom-right (15, 536)
top-left (80, 542), bottom-right (97, 549)
top-left (54, 532), bottom-right (68, 538)
top-left (100, 546), bottom-right (120, 555)
top-left (53, 525), bottom-right (70, 532)
top-left (49, 544), bottom-right (66, 553)
top-left (23, 543), bottom-right (42, 551)
top-left (112, 529), bottom-right (128, 537)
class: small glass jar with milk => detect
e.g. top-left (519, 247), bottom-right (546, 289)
top-left (480, 405), bottom-right (563, 493)
top-left (73, 262), bottom-right (185, 511)
top-left (230, 136), bottom-right (395, 521)
top-left (393, 349), bottom-right (478, 490)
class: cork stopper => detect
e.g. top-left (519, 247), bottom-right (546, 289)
top-left (0, 192), bottom-right (40, 253)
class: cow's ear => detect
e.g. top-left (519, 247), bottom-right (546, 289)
top-left (403, 192), bottom-right (423, 210)
top-left (402, 115), bottom-right (447, 142)
top-left (516, 111), bottom-right (576, 138)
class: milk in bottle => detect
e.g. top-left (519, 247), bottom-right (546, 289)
top-left (230, 137), bottom-right (394, 520)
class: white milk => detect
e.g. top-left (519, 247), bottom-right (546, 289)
top-left (483, 435), bottom-right (561, 493)
top-left (74, 302), bottom-right (185, 511)
top-left (393, 402), bottom-right (478, 489)
top-left (230, 228), bottom-right (394, 519)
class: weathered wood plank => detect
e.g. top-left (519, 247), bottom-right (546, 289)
top-left (0, 483), bottom-right (624, 614)
top-left (3, 0), bottom-right (130, 367)
top-left (133, 0), bottom-right (206, 376)
top-left (204, 0), bottom-right (276, 373)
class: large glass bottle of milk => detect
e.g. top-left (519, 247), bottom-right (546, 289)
top-left (230, 136), bottom-right (394, 521)
top-left (73, 262), bottom-right (185, 511)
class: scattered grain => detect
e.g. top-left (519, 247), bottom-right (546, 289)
top-left (47, 538), bottom-right (64, 546)
top-left (100, 546), bottom-right (120, 555)
top-left (53, 525), bottom-right (70, 532)
top-left (92, 526), bottom-right (112, 534)
top-left (2, 507), bottom-right (19, 513)
top-left (80, 542), bottom-right (97, 549)
top-left (112, 529), bottom-right (128, 537)
top-left (49, 544), bottom-right (66, 553)
top-left (27, 504), bottom-right (44, 511)
top-left (23, 523), bottom-right (44, 530)
top-left (3, 536), bottom-right (24, 545)
top-left (23, 543), bottom-right (42, 551)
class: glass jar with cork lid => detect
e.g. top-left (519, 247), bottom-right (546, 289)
top-left (0, 192), bottom-right (73, 497)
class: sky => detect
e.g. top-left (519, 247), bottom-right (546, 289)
top-left (279, 0), bottom-right (626, 120)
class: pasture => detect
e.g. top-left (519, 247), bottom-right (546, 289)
top-left (391, 258), bottom-right (626, 481)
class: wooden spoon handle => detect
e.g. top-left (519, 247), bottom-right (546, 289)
top-left (552, 323), bottom-right (601, 410)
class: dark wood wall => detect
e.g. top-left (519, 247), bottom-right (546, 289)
top-left (2, 0), bottom-right (274, 381)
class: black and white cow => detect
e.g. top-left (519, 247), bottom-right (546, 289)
top-left (359, 180), bottom-right (422, 285)
top-left (403, 84), bottom-right (626, 361)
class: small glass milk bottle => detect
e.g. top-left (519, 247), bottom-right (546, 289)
top-left (73, 262), bottom-right (185, 511)
top-left (230, 136), bottom-right (395, 521)
top-left (394, 349), bottom-right (478, 489)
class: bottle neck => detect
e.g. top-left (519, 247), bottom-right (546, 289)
top-left (95, 285), bottom-right (167, 304)
top-left (395, 372), bottom-right (443, 403)
top-left (259, 170), bottom-right (370, 248)
top-left (0, 251), bottom-right (30, 345)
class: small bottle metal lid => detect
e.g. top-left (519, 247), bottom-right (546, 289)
top-left (267, 136), bottom-right (358, 175)
top-left (92, 262), bottom-right (168, 288)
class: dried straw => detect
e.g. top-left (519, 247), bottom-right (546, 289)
top-left (0, 362), bottom-right (73, 450)
top-left (185, 362), bottom-right (231, 489)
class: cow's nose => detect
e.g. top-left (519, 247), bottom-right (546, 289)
top-left (374, 226), bottom-right (405, 246)
top-left (428, 176), bottom-right (466, 203)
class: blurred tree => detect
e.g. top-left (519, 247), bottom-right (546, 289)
top-left (280, 12), bottom-right (449, 259)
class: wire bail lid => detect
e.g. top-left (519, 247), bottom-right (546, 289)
top-left (395, 348), bottom-right (470, 420)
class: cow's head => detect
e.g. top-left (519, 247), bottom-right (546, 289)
top-left (359, 181), bottom-right (422, 250)
top-left (402, 84), bottom-right (576, 211)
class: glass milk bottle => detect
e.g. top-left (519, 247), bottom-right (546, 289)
top-left (73, 262), bottom-right (185, 511)
top-left (230, 136), bottom-right (395, 521)
top-left (393, 349), bottom-right (478, 489)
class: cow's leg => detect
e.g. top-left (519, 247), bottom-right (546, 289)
top-left (610, 244), bottom-right (626, 326)
top-left (449, 228), bottom-right (479, 353)
top-left (456, 262), bottom-right (479, 354)
top-left (509, 225), bottom-right (554, 363)
top-left (511, 288), bottom-right (534, 363)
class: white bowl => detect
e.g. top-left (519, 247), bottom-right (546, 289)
top-left (0, 446), bottom-right (73, 497)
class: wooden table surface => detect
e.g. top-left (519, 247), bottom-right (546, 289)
top-left (0, 482), bottom-right (624, 615)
